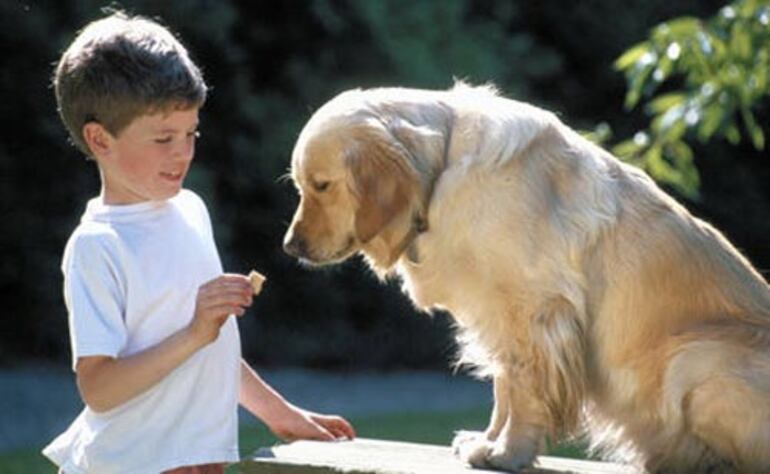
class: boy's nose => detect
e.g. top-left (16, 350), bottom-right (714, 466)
top-left (175, 138), bottom-right (195, 162)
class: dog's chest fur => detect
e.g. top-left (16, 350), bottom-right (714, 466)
top-left (394, 202), bottom-right (550, 366)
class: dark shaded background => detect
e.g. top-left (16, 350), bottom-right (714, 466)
top-left (1, 0), bottom-right (767, 370)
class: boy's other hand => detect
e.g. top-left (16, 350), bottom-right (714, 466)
top-left (190, 273), bottom-right (253, 345)
top-left (269, 405), bottom-right (356, 442)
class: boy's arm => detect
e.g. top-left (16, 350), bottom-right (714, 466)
top-left (239, 360), bottom-right (356, 441)
top-left (77, 274), bottom-right (252, 413)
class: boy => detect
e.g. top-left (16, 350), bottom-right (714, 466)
top-left (43, 11), bottom-right (354, 474)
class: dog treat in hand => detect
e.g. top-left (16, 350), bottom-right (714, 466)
top-left (248, 270), bottom-right (267, 295)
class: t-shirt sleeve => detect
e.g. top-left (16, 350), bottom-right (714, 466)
top-left (183, 189), bottom-right (216, 242)
top-left (62, 231), bottom-right (127, 371)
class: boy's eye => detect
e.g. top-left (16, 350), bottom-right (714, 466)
top-left (154, 136), bottom-right (173, 144)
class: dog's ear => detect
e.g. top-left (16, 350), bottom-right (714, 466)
top-left (386, 118), bottom-right (445, 168)
top-left (348, 129), bottom-right (420, 243)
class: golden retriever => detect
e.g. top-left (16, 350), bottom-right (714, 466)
top-left (282, 83), bottom-right (770, 473)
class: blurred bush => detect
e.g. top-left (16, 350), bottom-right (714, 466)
top-left (613, 0), bottom-right (770, 198)
top-left (0, 0), bottom-right (766, 369)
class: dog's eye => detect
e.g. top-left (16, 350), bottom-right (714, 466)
top-left (313, 181), bottom-right (331, 192)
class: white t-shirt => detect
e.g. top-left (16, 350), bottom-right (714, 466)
top-left (43, 189), bottom-right (242, 474)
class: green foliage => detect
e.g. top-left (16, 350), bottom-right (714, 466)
top-left (614, 0), bottom-right (770, 198)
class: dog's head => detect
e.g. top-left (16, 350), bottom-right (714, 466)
top-left (283, 90), bottom-right (438, 271)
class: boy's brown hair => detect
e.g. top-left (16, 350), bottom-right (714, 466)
top-left (54, 11), bottom-right (207, 155)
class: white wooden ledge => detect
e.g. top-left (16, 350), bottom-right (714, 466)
top-left (240, 438), bottom-right (640, 473)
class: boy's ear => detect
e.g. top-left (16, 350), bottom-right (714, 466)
top-left (82, 122), bottom-right (113, 157)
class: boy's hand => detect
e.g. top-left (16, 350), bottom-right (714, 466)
top-left (269, 405), bottom-right (356, 442)
top-left (189, 273), bottom-right (253, 345)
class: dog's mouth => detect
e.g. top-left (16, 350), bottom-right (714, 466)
top-left (299, 235), bottom-right (357, 267)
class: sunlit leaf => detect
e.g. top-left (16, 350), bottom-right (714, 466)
top-left (646, 92), bottom-right (686, 114)
top-left (697, 104), bottom-right (726, 141)
top-left (615, 42), bottom-right (651, 71)
top-left (612, 138), bottom-right (644, 158)
top-left (730, 23), bottom-right (752, 60)
top-left (665, 17), bottom-right (702, 36)
top-left (625, 62), bottom-right (655, 109)
top-left (652, 105), bottom-right (684, 133)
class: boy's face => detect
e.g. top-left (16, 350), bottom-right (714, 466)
top-left (94, 107), bottom-right (199, 205)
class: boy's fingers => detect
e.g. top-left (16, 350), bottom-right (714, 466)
top-left (199, 288), bottom-right (252, 305)
top-left (321, 417), bottom-right (355, 439)
top-left (337, 420), bottom-right (356, 439)
top-left (204, 281), bottom-right (251, 295)
top-left (202, 304), bottom-right (245, 319)
top-left (201, 274), bottom-right (252, 292)
top-left (309, 425), bottom-right (335, 442)
top-left (198, 301), bottom-right (250, 317)
top-left (200, 302), bottom-right (248, 316)
top-left (218, 273), bottom-right (252, 287)
top-left (213, 283), bottom-right (252, 298)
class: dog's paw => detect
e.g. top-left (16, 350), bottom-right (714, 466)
top-left (452, 431), bottom-right (493, 467)
top-left (485, 440), bottom-right (537, 472)
top-left (452, 430), bottom-right (538, 472)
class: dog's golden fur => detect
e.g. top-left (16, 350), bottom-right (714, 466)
top-left (283, 84), bottom-right (770, 472)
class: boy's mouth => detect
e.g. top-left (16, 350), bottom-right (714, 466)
top-left (160, 171), bottom-right (183, 182)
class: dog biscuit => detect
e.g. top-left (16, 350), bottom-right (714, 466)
top-left (248, 270), bottom-right (266, 295)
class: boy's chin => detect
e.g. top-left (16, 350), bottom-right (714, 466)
top-left (157, 184), bottom-right (184, 200)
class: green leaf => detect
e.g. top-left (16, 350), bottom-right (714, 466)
top-left (646, 92), bottom-right (686, 114)
top-left (730, 22), bottom-right (752, 60)
top-left (667, 140), bottom-right (694, 166)
top-left (665, 140), bottom-right (700, 199)
top-left (615, 42), bottom-right (650, 71)
top-left (751, 59), bottom-right (768, 94)
top-left (625, 65), bottom-right (654, 109)
top-left (652, 105), bottom-right (684, 133)
top-left (725, 124), bottom-right (742, 144)
top-left (697, 103), bottom-right (726, 142)
top-left (664, 17), bottom-right (702, 37)
top-left (652, 56), bottom-right (674, 83)
top-left (740, 106), bottom-right (766, 149)
top-left (644, 144), bottom-right (665, 177)
top-left (664, 120), bottom-right (688, 142)
top-left (612, 138), bottom-right (644, 159)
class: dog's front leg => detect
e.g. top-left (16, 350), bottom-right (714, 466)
top-left (485, 378), bottom-right (549, 471)
top-left (452, 373), bottom-right (510, 464)
top-left (485, 373), bottom-right (510, 440)
top-left (453, 371), bottom-right (547, 471)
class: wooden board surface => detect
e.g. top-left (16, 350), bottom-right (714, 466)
top-left (240, 438), bottom-right (641, 474)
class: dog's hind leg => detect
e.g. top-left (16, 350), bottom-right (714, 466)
top-left (686, 374), bottom-right (770, 472)
top-left (658, 336), bottom-right (770, 472)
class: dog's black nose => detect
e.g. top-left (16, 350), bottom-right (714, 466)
top-left (283, 234), bottom-right (307, 258)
